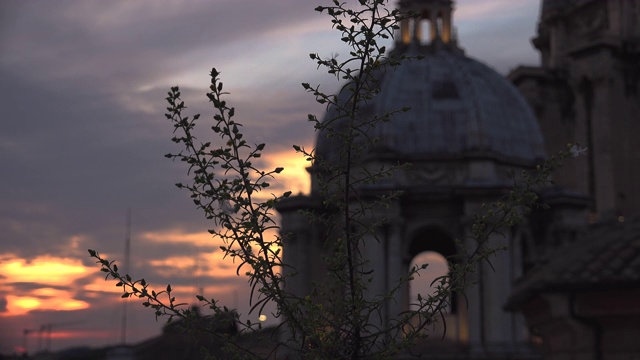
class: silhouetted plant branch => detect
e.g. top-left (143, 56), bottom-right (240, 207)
top-left (89, 1), bottom-right (580, 358)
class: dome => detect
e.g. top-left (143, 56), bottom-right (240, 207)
top-left (315, 0), bottom-right (545, 167)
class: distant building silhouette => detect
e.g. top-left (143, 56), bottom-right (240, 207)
top-left (507, 1), bottom-right (640, 359)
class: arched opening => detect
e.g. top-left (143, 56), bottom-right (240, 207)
top-left (407, 226), bottom-right (461, 342)
top-left (409, 251), bottom-right (449, 311)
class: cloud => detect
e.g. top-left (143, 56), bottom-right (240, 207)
top-left (0, 255), bottom-right (89, 287)
top-left (4, 295), bottom-right (89, 317)
top-left (140, 229), bottom-right (217, 247)
top-left (456, 0), bottom-right (537, 21)
top-left (455, 0), bottom-right (540, 74)
top-left (0, 0), bottom-right (325, 94)
top-left (0, 255), bottom-right (95, 317)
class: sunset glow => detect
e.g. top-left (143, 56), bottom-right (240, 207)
top-left (0, 255), bottom-right (95, 317)
top-left (148, 254), bottom-right (240, 278)
top-left (0, 255), bottom-right (89, 286)
top-left (140, 230), bottom-right (214, 246)
top-left (83, 276), bottom-right (126, 295)
top-left (0, 0), bottom-right (541, 354)
top-left (4, 295), bottom-right (89, 316)
top-left (8, 296), bottom-right (40, 313)
top-left (264, 148), bottom-right (312, 196)
top-left (44, 330), bottom-right (111, 340)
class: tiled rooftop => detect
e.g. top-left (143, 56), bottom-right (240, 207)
top-left (508, 216), bottom-right (640, 308)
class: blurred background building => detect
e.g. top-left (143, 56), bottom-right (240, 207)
top-left (279, 0), bottom-right (640, 359)
top-left (507, 1), bottom-right (640, 359)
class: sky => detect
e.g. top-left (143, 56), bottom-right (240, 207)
top-left (0, 0), bottom-right (541, 355)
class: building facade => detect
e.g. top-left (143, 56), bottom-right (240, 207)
top-left (507, 1), bottom-right (640, 359)
top-left (509, 0), bottom-right (640, 220)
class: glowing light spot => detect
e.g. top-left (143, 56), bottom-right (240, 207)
top-left (618, 215), bottom-right (625, 223)
top-left (259, 314), bottom-right (267, 322)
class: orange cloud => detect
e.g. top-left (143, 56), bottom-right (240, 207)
top-left (140, 230), bottom-right (214, 247)
top-left (148, 256), bottom-right (196, 270)
top-left (32, 287), bottom-right (70, 298)
top-left (4, 295), bottom-right (89, 316)
top-left (0, 254), bottom-right (95, 316)
top-left (146, 251), bottom-right (243, 279)
top-left (83, 275), bottom-right (125, 295)
top-left (46, 329), bottom-right (112, 340)
top-left (0, 255), bottom-right (89, 286)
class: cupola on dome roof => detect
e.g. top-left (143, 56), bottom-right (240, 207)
top-left (315, 0), bottom-right (545, 166)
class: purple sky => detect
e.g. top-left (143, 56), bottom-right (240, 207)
top-left (0, 0), bottom-right (541, 355)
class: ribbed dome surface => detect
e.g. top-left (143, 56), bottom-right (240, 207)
top-left (315, 48), bottom-right (545, 165)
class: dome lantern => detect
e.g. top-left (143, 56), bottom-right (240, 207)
top-left (397, 0), bottom-right (455, 46)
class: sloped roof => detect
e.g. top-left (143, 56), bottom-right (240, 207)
top-left (507, 216), bottom-right (640, 308)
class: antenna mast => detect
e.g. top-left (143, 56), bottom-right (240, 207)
top-left (120, 207), bottom-right (132, 344)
